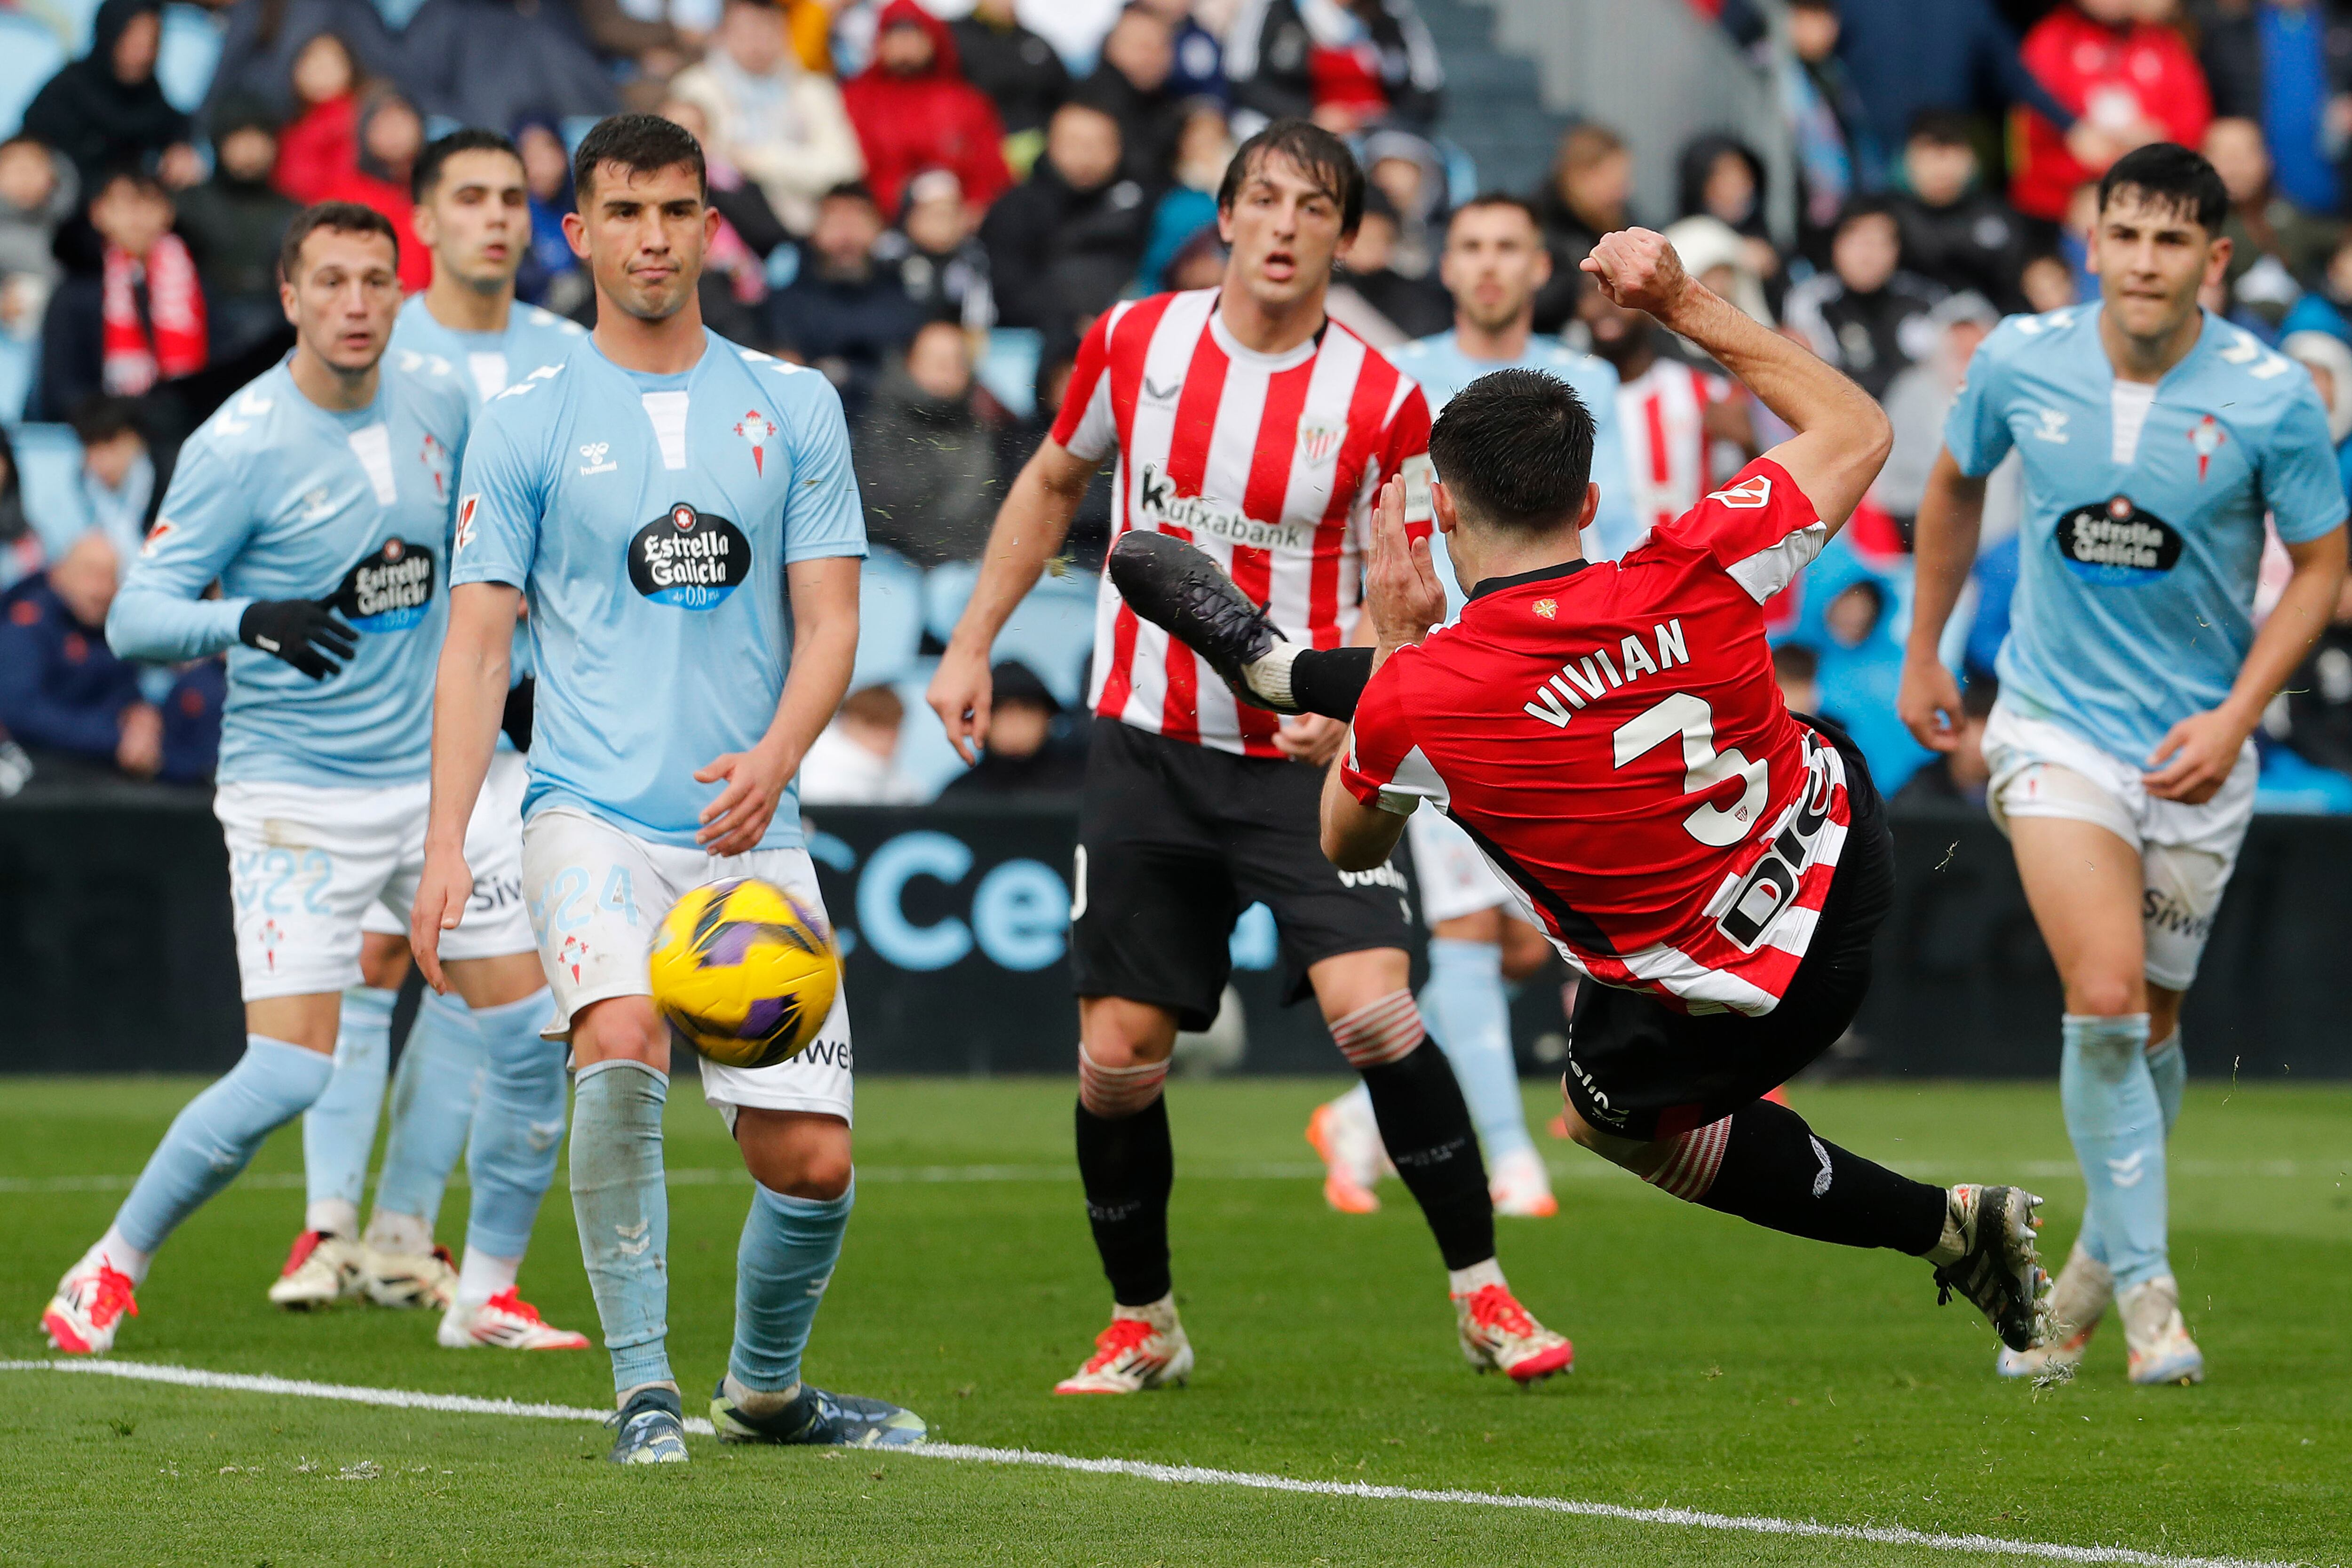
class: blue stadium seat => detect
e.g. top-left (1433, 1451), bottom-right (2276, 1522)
top-left (921, 557), bottom-right (979, 645)
top-left (921, 561), bottom-right (1097, 708)
top-left (890, 658), bottom-right (970, 803)
top-left (157, 3), bottom-right (222, 115)
top-left (0, 333), bottom-right (36, 424)
top-left (14, 421), bottom-right (90, 557)
top-left (854, 544), bottom-right (925, 692)
top-left (47, 0), bottom-right (99, 53)
top-left (0, 16), bottom-right (67, 140)
top-left (977, 328), bottom-right (1040, 422)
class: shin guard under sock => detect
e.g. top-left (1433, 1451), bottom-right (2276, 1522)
top-left (2062, 1013), bottom-right (2167, 1288)
top-left (1653, 1097), bottom-right (1946, 1254)
top-left (570, 1059), bottom-right (671, 1395)
top-left (1074, 1094), bottom-right (1174, 1306)
top-left (301, 986), bottom-right (396, 1235)
top-left (1359, 1043), bottom-right (1495, 1271)
top-left (116, 1037), bottom-right (335, 1256)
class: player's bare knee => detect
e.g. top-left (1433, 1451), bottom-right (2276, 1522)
top-left (572, 997), bottom-right (670, 1070)
top-left (2066, 974), bottom-right (2145, 1019)
top-left (358, 931), bottom-right (411, 991)
top-left (735, 1111), bottom-right (853, 1200)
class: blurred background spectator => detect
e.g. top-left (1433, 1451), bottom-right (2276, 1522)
top-left (0, 137), bottom-right (72, 345)
top-left (853, 318), bottom-right (998, 566)
top-left (939, 659), bottom-right (1083, 795)
top-left (515, 120), bottom-right (585, 313)
top-left (800, 681), bottom-right (919, 803)
top-left (764, 180), bottom-right (921, 415)
top-left (1532, 121), bottom-right (1630, 330)
top-left (1333, 184), bottom-right (1447, 340)
top-left (1893, 675), bottom-right (1997, 805)
top-left (670, 0), bottom-right (864, 237)
top-left (980, 98), bottom-right (1147, 335)
top-left (72, 395), bottom-right (152, 560)
top-left (2205, 114), bottom-right (2337, 329)
top-left (875, 166), bottom-right (994, 332)
top-left (35, 169), bottom-right (202, 422)
top-left (24, 0), bottom-right (197, 193)
top-left (0, 427), bottom-right (39, 594)
top-left (1782, 195), bottom-right (1943, 401)
top-left (176, 97), bottom-right (301, 361)
top-left (0, 531), bottom-right (157, 780)
top-left (2010, 0), bottom-right (2211, 224)
top-left (269, 30), bottom-right (361, 203)
top-left (1225, 0), bottom-right (1443, 136)
top-left (1888, 111), bottom-right (2029, 313)
top-left (200, 0), bottom-right (402, 132)
top-left (1080, 3), bottom-right (1184, 191)
top-left (842, 0), bottom-right (1009, 222)
top-left (951, 0), bottom-right (1069, 176)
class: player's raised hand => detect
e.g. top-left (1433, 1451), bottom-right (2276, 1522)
top-left (1896, 653), bottom-right (1965, 753)
top-left (409, 844), bottom-right (475, 994)
top-left (928, 646), bottom-right (994, 766)
top-left (695, 740), bottom-right (793, 855)
top-left (2144, 708), bottom-right (2250, 804)
top-left (1275, 713), bottom-right (1348, 765)
top-left (1366, 473), bottom-right (1444, 650)
top-left (1579, 228), bottom-right (1691, 321)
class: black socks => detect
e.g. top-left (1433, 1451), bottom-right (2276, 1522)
top-left (1695, 1097), bottom-right (1946, 1255)
top-left (1287, 645), bottom-right (1376, 721)
top-left (1359, 1043), bottom-right (1496, 1271)
top-left (1074, 1095), bottom-right (1175, 1305)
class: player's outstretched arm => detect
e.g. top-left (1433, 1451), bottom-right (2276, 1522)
top-left (1318, 475), bottom-right (1441, 871)
top-left (929, 439), bottom-right (1098, 763)
top-left (1581, 229), bottom-right (1891, 534)
top-left (1898, 447), bottom-right (1987, 753)
top-left (413, 581), bottom-right (517, 992)
top-left (695, 555), bottom-right (860, 854)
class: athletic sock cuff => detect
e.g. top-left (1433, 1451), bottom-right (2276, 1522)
top-left (1078, 1047), bottom-right (1168, 1117)
top-left (1644, 1116), bottom-right (1733, 1201)
top-left (1332, 990), bottom-right (1426, 1069)
top-left (575, 1058), bottom-right (668, 1090)
top-left (339, 985), bottom-right (398, 1019)
top-left (756, 1179), bottom-right (855, 1220)
top-left (469, 988), bottom-right (556, 1027)
top-left (1247, 641), bottom-right (1299, 706)
top-left (1427, 938), bottom-right (1503, 978)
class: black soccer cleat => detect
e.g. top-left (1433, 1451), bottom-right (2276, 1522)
top-left (710, 1378), bottom-right (929, 1448)
top-left (1932, 1184), bottom-right (2052, 1353)
top-left (606, 1386), bottom-right (690, 1465)
top-left (1106, 531), bottom-right (1300, 714)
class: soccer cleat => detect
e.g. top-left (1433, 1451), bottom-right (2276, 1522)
top-left (1931, 1185), bottom-right (2050, 1353)
top-left (41, 1258), bottom-right (138, 1355)
top-left (1053, 1299), bottom-right (1194, 1394)
top-left (1995, 1241), bottom-right (2111, 1379)
top-left (267, 1230), bottom-right (365, 1309)
top-left (437, 1288), bottom-right (591, 1351)
top-left (606, 1387), bottom-right (691, 1464)
top-left (1106, 531), bottom-right (1301, 714)
top-left (710, 1379), bottom-right (929, 1447)
top-left (1489, 1147), bottom-right (1559, 1218)
top-left (2119, 1275), bottom-right (2205, 1386)
top-left (1456, 1283), bottom-right (1574, 1382)
top-left (1306, 1095), bottom-right (1385, 1214)
top-left (363, 1244), bottom-right (459, 1311)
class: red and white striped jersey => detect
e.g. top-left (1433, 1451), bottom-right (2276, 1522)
top-left (1053, 288), bottom-right (1432, 756)
top-left (1340, 457), bottom-right (1851, 1017)
top-left (1619, 358), bottom-right (1731, 541)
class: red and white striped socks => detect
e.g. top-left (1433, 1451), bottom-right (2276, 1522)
top-left (1643, 1116), bottom-right (1732, 1201)
top-left (1330, 990), bottom-right (1426, 1070)
top-left (1078, 1047), bottom-right (1170, 1119)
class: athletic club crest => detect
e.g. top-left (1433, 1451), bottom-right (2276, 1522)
top-left (1297, 420), bottom-right (1342, 464)
top-left (1533, 598), bottom-right (1557, 620)
top-left (733, 409), bottom-right (777, 475)
top-left (2188, 415), bottom-right (2225, 481)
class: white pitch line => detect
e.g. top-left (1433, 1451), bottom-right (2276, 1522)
top-left (0, 1358), bottom-right (2290, 1568)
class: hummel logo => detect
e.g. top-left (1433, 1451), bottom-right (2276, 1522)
top-left (2106, 1150), bottom-right (2148, 1188)
top-left (615, 1218), bottom-right (652, 1257)
top-left (2032, 409), bottom-right (2070, 444)
top-left (579, 441), bottom-right (617, 475)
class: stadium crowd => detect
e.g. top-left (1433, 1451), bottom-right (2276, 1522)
top-left (4, 0), bottom-right (2352, 816)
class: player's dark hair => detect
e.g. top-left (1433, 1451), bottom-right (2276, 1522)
top-left (1448, 191), bottom-right (1542, 232)
top-left (572, 112), bottom-right (707, 206)
top-left (2098, 142), bottom-right (2227, 234)
top-left (1428, 368), bottom-right (1595, 534)
top-left (278, 200), bottom-right (399, 281)
top-left (1217, 118), bottom-right (1364, 236)
top-left (413, 127), bottom-right (521, 205)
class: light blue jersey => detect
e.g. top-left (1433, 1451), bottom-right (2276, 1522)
top-left (1391, 331), bottom-right (1640, 614)
top-left (450, 330), bottom-right (867, 851)
top-left (1946, 306), bottom-right (2348, 762)
top-left (390, 294), bottom-right (588, 411)
top-left (107, 358), bottom-right (471, 786)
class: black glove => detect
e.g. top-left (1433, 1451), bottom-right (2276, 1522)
top-left (238, 599), bottom-right (358, 680)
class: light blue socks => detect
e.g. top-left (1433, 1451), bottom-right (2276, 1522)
top-left (571, 1059), bottom-right (671, 1395)
top-left (2078, 1027), bottom-right (2185, 1277)
top-left (462, 990), bottom-right (565, 1262)
top-left (114, 1036), bottom-right (335, 1255)
top-left (1419, 938), bottom-right (1535, 1161)
top-left (371, 987), bottom-right (486, 1233)
top-left (300, 986), bottom-right (396, 1234)
top-left (2061, 1012), bottom-right (2169, 1289)
top-left (729, 1181), bottom-right (854, 1394)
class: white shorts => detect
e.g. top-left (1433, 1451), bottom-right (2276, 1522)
top-left (1405, 807), bottom-right (1514, 925)
top-left (1982, 700), bottom-right (2256, 991)
top-left (216, 769), bottom-right (538, 1002)
top-left (520, 808), bottom-right (853, 1124)
top-left (360, 749), bottom-right (528, 940)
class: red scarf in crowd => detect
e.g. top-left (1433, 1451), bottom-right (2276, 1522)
top-left (102, 234), bottom-right (207, 397)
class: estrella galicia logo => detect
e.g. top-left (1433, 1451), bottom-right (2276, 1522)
top-left (628, 502), bottom-right (750, 608)
top-left (329, 537), bottom-right (436, 631)
top-left (2057, 495), bottom-right (2182, 584)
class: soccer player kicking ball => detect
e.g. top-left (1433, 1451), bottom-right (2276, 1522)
top-left (41, 204), bottom-right (580, 1355)
top-left (1111, 227), bottom-right (2056, 1358)
top-left (931, 119), bottom-right (1574, 1396)
top-left (1900, 145), bottom-right (2349, 1386)
top-left (279, 129), bottom-right (591, 1328)
top-left (413, 114), bottom-right (924, 1464)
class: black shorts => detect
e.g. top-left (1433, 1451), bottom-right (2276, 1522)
top-left (1071, 719), bottom-right (1413, 1031)
top-left (1558, 720), bottom-right (1895, 1142)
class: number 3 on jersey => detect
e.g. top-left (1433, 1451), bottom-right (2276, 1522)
top-left (1611, 692), bottom-right (1767, 847)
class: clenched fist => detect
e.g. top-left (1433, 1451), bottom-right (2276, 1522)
top-left (1579, 228), bottom-right (1693, 324)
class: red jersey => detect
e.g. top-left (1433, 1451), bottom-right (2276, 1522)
top-left (1056, 288), bottom-right (1432, 756)
top-left (1341, 457), bottom-right (1851, 1016)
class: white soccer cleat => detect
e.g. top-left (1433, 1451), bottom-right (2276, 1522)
top-left (41, 1257), bottom-right (138, 1355)
top-left (363, 1244), bottom-right (459, 1311)
top-left (1306, 1094), bottom-right (1386, 1214)
top-left (1995, 1241), bottom-right (2111, 1378)
top-left (2119, 1275), bottom-right (2204, 1385)
top-left (437, 1288), bottom-right (592, 1350)
top-left (1456, 1282), bottom-right (1575, 1383)
top-left (1489, 1147), bottom-right (1558, 1218)
top-left (267, 1231), bottom-right (365, 1309)
top-left (1053, 1298), bottom-right (1194, 1394)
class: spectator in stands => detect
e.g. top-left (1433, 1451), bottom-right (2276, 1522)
top-left (0, 532), bottom-right (159, 780)
top-left (72, 397), bottom-right (153, 562)
top-left (951, 0), bottom-right (1070, 175)
top-left (2282, 227), bottom-right (2352, 342)
top-left (940, 660), bottom-right (1084, 796)
top-left (1889, 111), bottom-right (2030, 312)
top-left (1225, 0), bottom-right (1443, 135)
top-left (309, 89), bottom-right (429, 294)
top-left (1081, 4), bottom-right (1185, 191)
top-left (854, 318), bottom-right (1000, 566)
top-left (1136, 101), bottom-right (1232, 291)
top-left (764, 182), bottom-right (923, 415)
top-left (270, 30), bottom-right (360, 204)
top-left (980, 100), bottom-right (1150, 335)
top-left (1767, 0), bottom-right (1875, 248)
top-left (0, 427), bottom-right (40, 595)
top-left (842, 0), bottom-right (1011, 223)
top-left (1531, 121), bottom-right (1630, 330)
top-left (799, 683), bottom-right (919, 803)
top-left (2283, 327), bottom-right (2352, 493)
top-left (1783, 195), bottom-right (1944, 401)
top-left (1812, 567), bottom-right (1929, 790)
top-left (399, 0), bottom-right (620, 133)
top-left (2019, 247), bottom-right (2079, 313)
top-left (23, 0), bottom-right (198, 193)
top-left (1893, 676), bottom-right (1997, 805)
top-left (2205, 115), bottom-right (2339, 328)
top-left (659, 96), bottom-right (792, 264)
top-left (1772, 642), bottom-right (1820, 716)
top-left (650, 100), bottom-right (773, 343)
top-left (1880, 291), bottom-right (1999, 541)
top-left (0, 137), bottom-right (72, 342)
top-left (1362, 124), bottom-right (1446, 280)
top-left (1677, 132), bottom-right (1781, 287)
top-left (671, 0), bottom-right (866, 239)
top-left (34, 170), bottom-right (203, 423)
top-left (2189, 0), bottom-right (2348, 215)
top-left (1809, 0), bottom-right (2082, 178)
top-left (1142, 0), bottom-right (1225, 103)
top-left (1577, 260), bottom-right (1758, 538)
top-left (1332, 186), bottom-right (1448, 341)
top-left (200, 0), bottom-right (402, 130)
top-left (176, 97), bottom-right (302, 360)
top-left (514, 120), bottom-right (585, 314)
top-left (875, 167), bottom-right (995, 332)
top-left (2011, 0), bottom-right (2214, 224)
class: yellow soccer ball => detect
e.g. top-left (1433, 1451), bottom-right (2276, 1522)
top-left (648, 878), bottom-right (840, 1069)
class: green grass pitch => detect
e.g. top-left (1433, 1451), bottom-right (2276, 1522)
top-left (1, 1074), bottom-right (2346, 1567)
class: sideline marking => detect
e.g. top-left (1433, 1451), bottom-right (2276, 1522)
top-left (0, 1358), bottom-right (2290, 1568)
